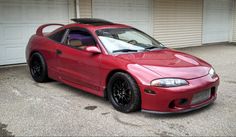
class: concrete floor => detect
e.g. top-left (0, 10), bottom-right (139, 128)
top-left (0, 44), bottom-right (235, 136)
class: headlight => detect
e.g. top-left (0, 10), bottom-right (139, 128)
top-left (151, 78), bottom-right (188, 87)
top-left (209, 68), bottom-right (216, 78)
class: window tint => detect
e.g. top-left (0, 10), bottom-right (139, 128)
top-left (48, 29), bottom-right (66, 43)
top-left (66, 29), bottom-right (96, 50)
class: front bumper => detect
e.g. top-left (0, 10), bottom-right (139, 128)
top-left (140, 74), bottom-right (220, 113)
top-left (142, 97), bottom-right (215, 114)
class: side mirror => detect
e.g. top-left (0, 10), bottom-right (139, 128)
top-left (85, 46), bottom-right (101, 54)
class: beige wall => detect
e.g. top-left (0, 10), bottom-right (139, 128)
top-left (79, 0), bottom-right (92, 18)
top-left (153, 0), bottom-right (203, 48)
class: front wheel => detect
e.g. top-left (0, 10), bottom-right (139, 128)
top-left (107, 72), bottom-right (141, 113)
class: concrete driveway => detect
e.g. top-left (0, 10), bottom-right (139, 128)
top-left (0, 44), bottom-right (235, 136)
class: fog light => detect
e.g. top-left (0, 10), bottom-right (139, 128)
top-left (179, 99), bottom-right (188, 105)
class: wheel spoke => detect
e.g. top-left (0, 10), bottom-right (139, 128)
top-left (112, 78), bottom-right (132, 106)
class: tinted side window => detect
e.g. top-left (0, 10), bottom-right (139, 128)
top-left (65, 29), bottom-right (96, 50)
top-left (48, 29), bottom-right (66, 43)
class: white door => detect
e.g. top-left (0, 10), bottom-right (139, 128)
top-left (203, 0), bottom-right (233, 43)
top-left (92, 0), bottom-right (153, 35)
top-left (0, 0), bottom-right (70, 65)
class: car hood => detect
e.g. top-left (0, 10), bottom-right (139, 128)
top-left (116, 49), bottom-right (211, 79)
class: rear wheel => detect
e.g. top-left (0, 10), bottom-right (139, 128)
top-left (107, 72), bottom-right (141, 113)
top-left (29, 52), bottom-right (49, 83)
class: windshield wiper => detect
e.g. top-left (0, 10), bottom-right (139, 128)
top-left (144, 46), bottom-right (163, 51)
top-left (113, 49), bottom-right (138, 53)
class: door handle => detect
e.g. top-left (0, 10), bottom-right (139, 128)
top-left (56, 49), bottom-right (62, 55)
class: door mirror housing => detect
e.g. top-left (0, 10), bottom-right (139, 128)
top-left (85, 46), bottom-right (101, 54)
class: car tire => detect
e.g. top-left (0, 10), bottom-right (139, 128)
top-left (29, 52), bottom-right (49, 83)
top-left (107, 72), bottom-right (141, 113)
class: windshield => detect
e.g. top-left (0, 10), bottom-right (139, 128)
top-left (96, 28), bottom-right (165, 54)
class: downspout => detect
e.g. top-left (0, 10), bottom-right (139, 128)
top-left (75, 0), bottom-right (80, 18)
top-left (230, 0), bottom-right (235, 42)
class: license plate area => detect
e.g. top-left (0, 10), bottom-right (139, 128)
top-left (191, 89), bottom-right (211, 105)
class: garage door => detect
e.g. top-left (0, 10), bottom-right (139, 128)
top-left (92, 0), bottom-right (153, 35)
top-left (153, 0), bottom-right (203, 48)
top-left (203, 0), bottom-right (233, 43)
top-left (0, 0), bottom-right (70, 65)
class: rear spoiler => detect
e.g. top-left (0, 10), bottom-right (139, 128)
top-left (36, 23), bottom-right (64, 36)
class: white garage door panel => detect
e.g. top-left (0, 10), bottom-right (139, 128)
top-left (2, 25), bottom-right (25, 44)
top-left (0, 24), bottom-right (36, 64)
top-left (92, 0), bottom-right (153, 35)
top-left (203, 0), bottom-right (233, 43)
top-left (0, 0), bottom-right (70, 65)
top-left (0, 0), bottom-right (69, 23)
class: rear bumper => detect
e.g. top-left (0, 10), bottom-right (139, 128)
top-left (140, 74), bottom-right (220, 113)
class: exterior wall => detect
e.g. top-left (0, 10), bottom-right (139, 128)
top-left (232, 0), bottom-right (236, 42)
top-left (78, 0), bottom-right (235, 47)
top-left (153, 0), bottom-right (203, 48)
top-left (92, 0), bottom-right (153, 35)
top-left (79, 0), bottom-right (92, 18)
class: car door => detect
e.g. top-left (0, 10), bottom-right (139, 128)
top-left (56, 28), bottom-right (102, 93)
top-left (47, 28), bottom-right (68, 80)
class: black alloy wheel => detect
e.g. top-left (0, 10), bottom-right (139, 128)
top-left (107, 72), bottom-right (141, 113)
top-left (112, 78), bottom-right (132, 106)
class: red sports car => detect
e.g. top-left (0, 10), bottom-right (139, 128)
top-left (26, 18), bottom-right (220, 114)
